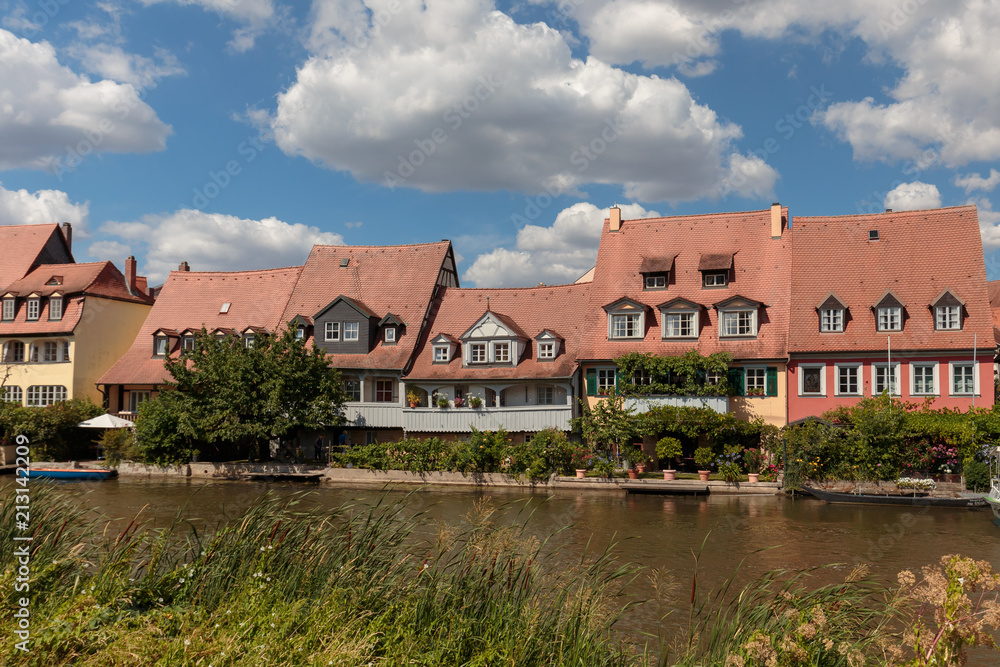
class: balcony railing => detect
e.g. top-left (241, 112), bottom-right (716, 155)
top-left (403, 404), bottom-right (573, 433)
top-left (624, 395), bottom-right (729, 414)
top-left (343, 402), bottom-right (404, 428)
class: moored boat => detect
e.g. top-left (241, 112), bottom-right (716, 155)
top-left (29, 468), bottom-right (117, 481)
top-left (805, 486), bottom-right (986, 509)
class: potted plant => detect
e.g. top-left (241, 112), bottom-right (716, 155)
top-left (436, 396), bottom-right (450, 408)
top-left (656, 436), bottom-right (683, 481)
top-left (406, 389), bottom-right (421, 408)
top-left (453, 396), bottom-right (464, 407)
top-left (743, 447), bottom-right (765, 483)
top-left (694, 446), bottom-right (715, 482)
top-left (622, 443), bottom-right (643, 479)
top-left (571, 447), bottom-right (592, 478)
top-left (469, 395), bottom-right (483, 408)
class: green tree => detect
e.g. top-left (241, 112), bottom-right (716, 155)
top-left (571, 394), bottom-right (648, 465)
top-left (147, 328), bottom-right (347, 461)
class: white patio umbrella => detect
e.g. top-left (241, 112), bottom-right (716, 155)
top-left (77, 413), bottom-right (135, 428)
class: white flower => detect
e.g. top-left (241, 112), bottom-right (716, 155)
top-left (179, 578), bottom-right (185, 583)
top-left (184, 639), bottom-right (190, 646)
top-left (158, 597), bottom-right (163, 603)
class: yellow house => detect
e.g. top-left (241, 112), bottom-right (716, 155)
top-left (1, 259), bottom-right (153, 407)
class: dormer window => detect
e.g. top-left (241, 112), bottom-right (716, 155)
top-left (325, 322), bottom-right (339, 341)
top-left (817, 292), bottom-right (847, 333)
top-left (433, 345), bottom-right (450, 362)
top-left (154, 337), bottom-right (168, 356)
top-left (659, 298), bottom-right (700, 339)
top-left (612, 313), bottom-right (640, 338)
top-left (639, 255), bottom-right (675, 291)
top-left (703, 272), bottom-right (727, 288)
top-left (343, 322), bottom-right (359, 341)
top-left (604, 298), bottom-right (646, 340)
top-left (699, 253), bottom-right (734, 289)
top-left (493, 342), bottom-right (510, 363)
top-left (26, 297), bottom-right (39, 321)
top-left (715, 296), bottom-right (762, 338)
top-left (182, 336), bottom-right (195, 351)
top-left (538, 342), bottom-right (555, 359)
top-left (644, 274), bottom-right (666, 290)
top-left (470, 342), bottom-right (487, 363)
top-left (384, 326), bottom-right (396, 343)
top-left (874, 290), bottom-right (905, 332)
top-left (48, 296), bottom-right (63, 321)
top-left (931, 289), bottom-right (964, 330)
top-left (244, 334), bottom-right (255, 348)
top-left (295, 327), bottom-right (305, 340)
top-left (2, 297), bottom-right (14, 321)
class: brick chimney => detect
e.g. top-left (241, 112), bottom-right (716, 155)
top-left (609, 206), bottom-right (621, 232)
top-left (178, 261), bottom-right (190, 272)
top-left (125, 255), bottom-right (137, 294)
top-left (770, 202), bottom-right (783, 239)
top-left (61, 222), bottom-right (72, 251)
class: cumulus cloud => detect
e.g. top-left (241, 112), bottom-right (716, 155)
top-left (137, 0), bottom-right (277, 52)
top-left (0, 182), bottom-right (89, 229)
top-left (101, 209), bottom-right (343, 282)
top-left (271, 0), bottom-right (777, 203)
top-left (87, 239), bottom-right (132, 261)
top-left (955, 169), bottom-right (1000, 194)
top-left (462, 202), bottom-right (657, 287)
top-left (883, 181), bottom-right (941, 211)
top-left (0, 30), bottom-right (171, 171)
top-left (968, 196), bottom-right (1000, 251)
top-left (71, 44), bottom-right (186, 89)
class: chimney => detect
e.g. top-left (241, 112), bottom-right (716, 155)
top-left (61, 222), bottom-right (72, 251)
top-left (770, 202), bottom-right (783, 239)
top-left (125, 255), bottom-right (137, 295)
top-left (885, 208), bottom-right (892, 213)
top-left (609, 206), bottom-right (621, 232)
top-left (178, 261), bottom-right (190, 272)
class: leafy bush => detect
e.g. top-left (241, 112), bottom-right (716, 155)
top-left (98, 428), bottom-right (141, 466)
top-left (0, 397), bottom-right (103, 460)
top-left (963, 456), bottom-right (990, 491)
top-left (134, 393), bottom-right (196, 466)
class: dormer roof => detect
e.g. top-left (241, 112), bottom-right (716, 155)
top-left (698, 252), bottom-right (735, 271)
top-left (460, 310), bottom-right (529, 340)
top-left (638, 254), bottom-right (677, 273)
top-left (534, 328), bottom-right (563, 341)
top-left (602, 296), bottom-right (647, 312)
top-left (874, 289), bottom-right (906, 309)
top-left (713, 295), bottom-right (764, 309)
top-left (931, 288), bottom-right (965, 308)
top-left (816, 291), bottom-right (848, 311)
top-left (657, 297), bottom-right (701, 310)
top-left (379, 313), bottom-right (406, 327)
top-left (314, 295), bottom-right (379, 320)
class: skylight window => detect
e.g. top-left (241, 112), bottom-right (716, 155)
top-left (220, 302), bottom-right (231, 314)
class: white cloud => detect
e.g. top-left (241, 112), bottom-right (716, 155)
top-left (138, 0), bottom-right (277, 52)
top-left (0, 182), bottom-right (89, 229)
top-left (101, 209), bottom-right (343, 282)
top-left (272, 0), bottom-right (777, 203)
top-left (87, 239), bottom-right (132, 261)
top-left (969, 196), bottom-right (1000, 251)
top-left (883, 181), bottom-right (941, 211)
top-left (0, 30), bottom-right (171, 171)
top-left (462, 202), bottom-right (657, 287)
top-left (955, 169), bottom-right (1000, 194)
top-left (71, 44), bottom-right (186, 89)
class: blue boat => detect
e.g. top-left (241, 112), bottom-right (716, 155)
top-left (29, 468), bottom-right (117, 480)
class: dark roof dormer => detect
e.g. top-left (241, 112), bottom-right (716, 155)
top-left (639, 254), bottom-right (676, 290)
top-left (699, 252), bottom-right (734, 288)
top-left (873, 289), bottom-right (906, 332)
top-left (931, 288), bottom-right (965, 331)
top-left (816, 291), bottom-right (848, 332)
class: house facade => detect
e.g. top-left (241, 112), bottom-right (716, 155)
top-left (576, 204), bottom-right (792, 427)
top-left (787, 206), bottom-right (994, 421)
top-left (0, 222), bottom-right (74, 291)
top-left (405, 283), bottom-right (590, 440)
top-left (2, 259), bottom-right (153, 406)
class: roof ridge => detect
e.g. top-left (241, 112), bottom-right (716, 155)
top-left (619, 207), bottom-right (775, 224)
top-left (443, 283), bottom-right (589, 293)
top-left (311, 240), bottom-right (452, 251)
top-left (796, 205), bottom-right (977, 221)
top-left (168, 266), bottom-right (304, 277)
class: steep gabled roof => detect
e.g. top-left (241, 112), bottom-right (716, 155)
top-left (0, 223), bottom-right (73, 291)
top-left (99, 266), bottom-right (303, 386)
top-left (578, 207), bottom-right (791, 361)
top-left (280, 241), bottom-right (455, 371)
top-left (409, 283), bottom-right (591, 381)
top-left (789, 206), bottom-right (991, 352)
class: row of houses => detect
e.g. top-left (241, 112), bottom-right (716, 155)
top-left (0, 204), bottom-right (995, 451)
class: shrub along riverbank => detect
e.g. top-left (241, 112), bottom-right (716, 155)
top-left (2, 486), bottom-right (1000, 666)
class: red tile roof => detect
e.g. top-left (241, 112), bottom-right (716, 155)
top-left (99, 266), bottom-right (303, 385)
top-left (0, 262), bottom-right (152, 336)
top-left (577, 207), bottom-right (792, 361)
top-left (280, 242), bottom-right (454, 371)
top-left (988, 280), bottom-right (1000, 328)
top-left (408, 283), bottom-right (591, 381)
top-left (789, 206), bottom-right (992, 353)
top-left (0, 224), bottom-right (73, 290)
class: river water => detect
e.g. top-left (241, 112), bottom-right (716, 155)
top-left (44, 479), bottom-right (1000, 659)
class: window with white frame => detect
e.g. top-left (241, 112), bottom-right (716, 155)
top-left (873, 363), bottom-right (900, 395)
top-left (129, 391), bottom-right (151, 413)
top-left (706, 370), bottom-right (722, 386)
top-left (643, 274), bottom-right (666, 289)
top-left (344, 322), bottom-right (359, 341)
top-left (611, 313), bottom-right (641, 338)
top-left (48, 296), bottom-right (62, 321)
top-left (26, 298), bottom-right (39, 321)
top-left (470, 343), bottom-right (487, 363)
top-left (721, 310), bottom-right (756, 337)
top-left (836, 365), bottom-right (860, 395)
top-left (3, 386), bottom-right (22, 404)
top-left (820, 308), bottom-right (844, 332)
top-left (3, 341), bottom-right (24, 363)
top-left (877, 307), bottom-right (901, 331)
top-left (295, 327), bottom-right (305, 340)
top-left (154, 337), bottom-right (168, 356)
top-left (664, 311), bottom-right (697, 338)
top-left (63, 341), bottom-right (70, 361)
top-left (42, 341), bottom-right (58, 362)
top-left (325, 322), bottom-right (339, 341)
top-left (1, 298), bottom-right (13, 321)
top-left (935, 306), bottom-right (961, 330)
top-left (433, 345), bottom-right (450, 362)
top-left (183, 336), bottom-right (195, 351)
top-left (244, 334), bottom-right (254, 348)
top-left (799, 365), bottom-right (825, 396)
top-left (703, 272), bottom-right (727, 288)
top-left (597, 368), bottom-right (616, 395)
top-left (911, 363), bottom-right (938, 395)
top-left (344, 379), bottom-right (361, 401)
top-left (537, 386), bottom-right (554, 405)
top-left (375, 379), bottom-right (394, 402)
top-left (951, 363), bottom-right (976, 395)
top-left (26, 385), bottom-right (67, 407)
top-left (538, 342), bottom-right (555, 359)
top-left (493, 342), bottom-right (510, 363)
top-left (384, 327), bottom-right (396, 343)
top-left (745, 368), bottom-right (766, 395)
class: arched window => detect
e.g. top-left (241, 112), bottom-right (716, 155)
top-left (2, 386), bottom-right (22, 404)
top-left (26, 385), bottom-right (67, 406)
top-left (3, 340), bottom-right (24, 363)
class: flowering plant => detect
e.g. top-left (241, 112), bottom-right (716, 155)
top-left (570, 447), bottom-right (593, 470)
top-left (743, 447), bottom-right (766, 473)
top-left (896, 477), bottom-right (936, 491)
top-left (716, 448), bottom-right (742, 482)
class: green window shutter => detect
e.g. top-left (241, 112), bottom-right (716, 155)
top-left (728, 367), bottom-right (745, 396)
top-left (614, 368), bottom-right (623, 395)
top-left (766, 366), bottom-right (778, 397)
top-left (586, 369), bottom-right (597, 396)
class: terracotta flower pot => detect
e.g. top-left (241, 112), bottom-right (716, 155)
top-left (663, 469), bottom-right (676, 481)
top-left (627, 469), bottom-right (639, 479)
top-left (698, 470), bottom-right (711, 482)
top-left (575, 469), bottom-right (587, 478)
top-left (409, 402), bottom-right (418, 408)
top-left (637, 464), bottom-right (647, 474)
top-left (748, 473), bottom-right (760, 483)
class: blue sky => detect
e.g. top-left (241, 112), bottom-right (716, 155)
top-left (1, 0), bottom-right (999, 286)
